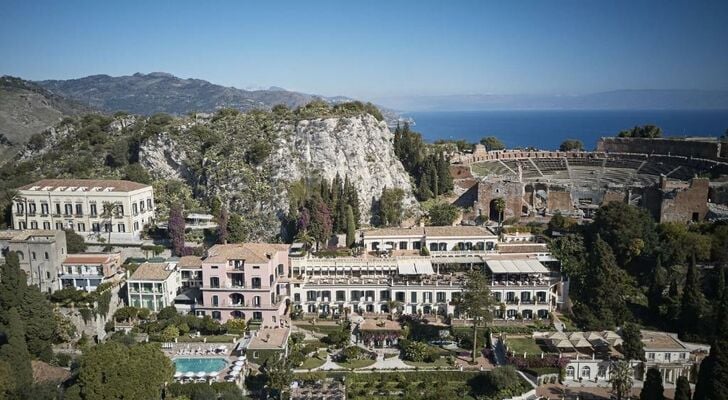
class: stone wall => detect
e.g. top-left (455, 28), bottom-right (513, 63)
top-left (597, 137), bottom-right (722, 160)
top-left (658, 178), bottom-right (710, 223)
top-left (57, 284), bottom-right (125, 342)
top-left (473, 180), bottom-right (524, 221)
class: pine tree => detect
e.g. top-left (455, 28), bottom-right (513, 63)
top-left (0, 308), bottom-right (33, 391)
top-left (640, 367), bottom-right (665, 400)
top-left (621, 323), bottom-right (645, 361)
top-left (580, 236), bottom-right (631, 329)
top-left (680, 255), bottom-right (705, 340)
top-left (693, 267), bottom-right (728, 400)
top-left (674, 376), bottom-right (691, 400)
top-left (436, 152), bottom-right (453, 194)
top-left (0, 252), bottom-right (26, 317)
top-left (345, 205), bottom-right (356, 248)
top-left (417, 172), bottom-right (433, 201)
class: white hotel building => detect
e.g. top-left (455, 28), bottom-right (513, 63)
top-left (290, 226), bottom-right (564, 320)
top-left (13, 179), bottom-right (155, 243)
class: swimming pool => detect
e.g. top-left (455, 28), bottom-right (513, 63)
top-left (174, 358), bottom-right (227, 373)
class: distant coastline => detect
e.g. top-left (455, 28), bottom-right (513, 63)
top-left (405, 109), bottom-right (728, 150)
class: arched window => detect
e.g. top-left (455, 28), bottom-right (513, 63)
top-left (16, 251), bottom-right (24, 260)
top-left (231, 293), bottom-right (244, 306)
top-left (581, 366), bottom-right (591, 379)
top-left (566, 366), bottom-right (575, 378)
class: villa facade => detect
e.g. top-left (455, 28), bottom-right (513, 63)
top-left (127, 262), bottom-right (180, 312)
top-left (60, 252), bottom-right (122, 292)
top-left (196, 243), bottom-right (290, 326)
top-left (13, 179), bottom-right (155, 243)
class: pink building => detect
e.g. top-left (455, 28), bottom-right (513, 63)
top-left (197, 243), bottom-right (290, 326)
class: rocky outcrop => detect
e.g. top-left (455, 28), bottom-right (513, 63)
top-left (139, 133), bottom-right (193, 181)
top-left (270, 115), bottom-right (417, 221)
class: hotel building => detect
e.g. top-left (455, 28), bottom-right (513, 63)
top-left (60, 252), bottom-right (122, 292)
top-left (13, 179), bottom-right (155, 243)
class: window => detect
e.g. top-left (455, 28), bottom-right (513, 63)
top-left (253, 265), bottom-right (260, 269)
top-left (116, 205), bottom-right (124, 216)
top-left (147, 199), bottom-right (152, 209)
top-left (212, 296), bottom-right (219, 306)
top-left (269, 274), bottom-right (274, 286)
top-left (380, 290), bottom-right (390, 301)
top-left (665, 353), bottom-right (671, 361)
top-left (92, 223), bottom-right (100, 232)
top-left (399, 241), bottom-right (408, 250)
top-left (117, 223), bottom-right (125, 233)
top-left (16, 203), bottom-right (23, 214)
top-left (411, 292), bottom-right (417, 303)
top-left (336, 290), bottom-right (346, 301)
top-left (32, 252), bottom-right (37, 260)
top-left (104, 223), bottom-right (112, 232)
top-left (429, 243), bottom-right (438, 251)
top-left (133, 221), bottom-right (139, 231)
top-left (43, 222), bottom-right (51, 230)
top-left (77, 223), bottom-right (85, 232)
top-left (209, 277), bottom-right (220, 288)
top-left (680, 353), bottom-right (686, 360)
top-left (277, 264), bottom-right (284, 276)
top-left (251, 277), bottom-right (261, 289)
top-left (55, 222), bottom-right (63, 230)
top-left (18, 222), bottom-right (26, 229)
top-left (412, 241), bottom-right (421, 250)
top-left (252, 311), bottom-right (262, 321)
top-left (17, 251), bottom-right (24, 260)
top-left (211, 311), bottom-right (221, 320)
top-left (90, 204), bottom-right (97, 216)
top-left (437, 292), bottom-right (446, 302)
top-left (75, 204), bottom-right (83, 215)
top-left (64, 204), bottom-right (72, 215)
top-left (581, 366), bottom-right (591, 379)
top-left (44, 252), bottom-right (49, 260)
top-left (132, 203), bottom-right (138, 215)
top-left (648, 352), bottom-right (655, 360)
top-left (41, 203), bottom-right (49, 215)
top-left (30, 221), bottom-right (38, 229)
top-left (253, 296), bottom-right (260, 306)
top-left (307, 291), bottom-right (317, 301)
top-left (28, 203), bottom-right (36, 214)
top-left (294, 293), bottom-right (301, 302)
top-left (395, 292), bottom-right (405, 302)
top-left (139, 200), bottom-right (145, 212)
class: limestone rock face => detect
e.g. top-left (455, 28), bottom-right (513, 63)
top-left (269, 115), bottom-right (418, 223)
top-left (139, 133), bottom-right (192, 181)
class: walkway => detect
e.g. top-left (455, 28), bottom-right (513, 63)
top-left (493, 337), bottom-right (507, 366)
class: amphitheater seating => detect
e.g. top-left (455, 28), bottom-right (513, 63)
top-left (637, 162), bottom-right (674, 176)
top-left (470, 161), bottom-right (515, 177)
top-left (605, 159), bottom-right (644, 170)
top-left (534, 158), bottom-right (568, 173)
top-left (568, 158), bottom-right (604, 168)
top-left (600, 168), bottom-right (636, 186)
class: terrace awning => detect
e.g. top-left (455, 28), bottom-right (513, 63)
top-left (396, 259), bottom-right (434, 275)
top-left (486, 259), bottom-right (549, 274)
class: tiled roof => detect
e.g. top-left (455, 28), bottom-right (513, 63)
top-left (424, 226), bottom-right (495, 237)
top-left (496, 243), bottom-right (548, 253)
top-left (129, 262), bottom-right (174, 281)
top-left (362, 227), bottom-right (425, 237)
top-left (32, 360), bottom-right (71, 384)
top-left (248, 327), bottom-right (290, 349)
top-left (205, 243), bottom-right (289, 263)
top-left (18, 179), bottom-right (150, 192)
top-left (178, 255), bottom-right (203, 269)
top-left (63, 254), bottom-right (117, 264)
top-left (3, 230), bottom-right (61, 242)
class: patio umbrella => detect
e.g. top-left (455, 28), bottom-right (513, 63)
top-left (196, 371), bottom-right (206, 378)
top-left (587, 332), bottom-right (603, 341)
top-left (184, 372), bottom-right (195, 378)
top-left (602, 330), bottom-right (620, 340)
top-left (552, 339), bottom-right (574, 349)
top-left (567, 331), bottom-right (584, 340)
top-left (549, 332), bottom-right (567, 340)
top-left (207, 372), bottom-right (218, 379)
top-left (610, 338), bottom-right (624, 347)
top-left (174, 371), bottom-right (183, 378)
top-left (237, 355), bottom-right (246, 361)
top-left (234, 360), bottom-right (245, 366)
top-left (570, 338), bottom-right (592, 348)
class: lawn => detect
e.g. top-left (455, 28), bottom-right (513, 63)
top-left (336, 359), bottom-right (376, 369)
top-left (555, 312), bottom-right (578, 332)
top-left (300, 351), bottom-right (328, 370)
top-left (303, 338), bottom-right (326, 349)
top-left (293, 322), bottom-right (344, 336)
top-left (506, 337), bottom-right (542, 356)
top-left (403, 357), bottom-right (453, 369)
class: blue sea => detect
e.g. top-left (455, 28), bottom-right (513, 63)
top-left (406, 110), bottom-right (728, 150)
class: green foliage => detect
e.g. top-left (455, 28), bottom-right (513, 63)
top-left (321, 328), bottom-right (350, 348)
top-left (479, 136), bottom-right (505, 151)
top-left (167, 382), bottom-right (242, 400)
top-left (75, 341), bottom-right (174, 400)
top-left (123, 163), bottom-right (151, 184)
top-left (618, 124), bottom-right (662, 138)
top-left (399, 339), bottom-right (438, 362)
top-left (0, 308), bottom-right (33, 392)
top-left (345, 205), bottom-right (356, 247)
top-left (224, 318), bottom-right (246, 334)
top-left (680, 256), bottom-right (707, 340)
top-left (640, 368), bottom-right (665, 400)
top-left (427, 202), bottom-right (460, 226)
top-left (591, 202), bottom-right (657, 268)
top-left (674, 376), bottom-right (691, 400)
top-left (64, 228), bottom-right (88, 253)
top-left (393, 123), bottom-right (453, 201)
top-left (621, 323), bottom-right (645, 361)
top-left (609, 360), bottom-right (634, 400)
top-left (459, 270), bottom-right (494, 362)
top-left (559, 139), bottom-right (584, 151)
top-left (377, 187), bottom-right (405, 226)
top-left (168, 203), bottom-right (185, 256)
top-left (263, 357), bottom-right (292, 400)
top-left (227, 212), bottom-right (247, 243)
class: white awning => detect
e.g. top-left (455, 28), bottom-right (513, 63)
top-left (396, 259), bottom-right (434, 275)
top-left (486, 259), bottom-right (548, 274)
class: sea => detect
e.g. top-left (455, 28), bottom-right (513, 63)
top-left (405, 109), bottom-right (728, 150)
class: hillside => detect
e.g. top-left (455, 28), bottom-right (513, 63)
top-left (0, 76), bottom-right (94, 157)
top-left (1, 102), bottom-right (417, 239)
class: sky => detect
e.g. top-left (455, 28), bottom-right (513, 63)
top-left (1, 0), bottom-right (728, 100)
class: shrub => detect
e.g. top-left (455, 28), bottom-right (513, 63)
top-left (224, 318), bottom-right (246, 334)
top-left (399, 339), bottom-right (438, 362)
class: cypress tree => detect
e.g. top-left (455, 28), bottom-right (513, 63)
top-left (417, 172), bottom-right (433, 201)
top-left (680, 255), bottom-right (705, 340)
top-left (640, 367), bottom-right (665, 400)
top-left (674, 376), bottom-right (691, 400)
top-left (621, 323), bottom-right (645, 361)
top-left (20, 287), bottom-right (56, 361)
top-left (648, 257), bottom-right (667, 315)
top-left (345, 205), bottom-right (356, 248)
top-left (0, 252), bottom-right (27, 315)
top-left (344, 175), bottom-right (360, 228)
top-left (582, 236), bottom-right (630, 329)
top-left (0, 308), bottom-right (33, 391)
top-left (436, 152), bottom-right (453, 194)
top-left (694, 268), bottom-right (728, 400)
top-left (168, 203), bottom-right (186, 256)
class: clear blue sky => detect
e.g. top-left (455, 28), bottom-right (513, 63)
top-left (1, 0), bottom-right (727, 99)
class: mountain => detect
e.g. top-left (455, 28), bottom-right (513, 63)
top-left (2, 104), bottom-right (417, 238)
top-left (0, 76), bottom-right (94, 157)
top-left (375, 89), bottom-right (728, 111)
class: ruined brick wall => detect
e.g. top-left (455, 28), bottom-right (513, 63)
top-left (602, 190), bottom-right (627, 204)
top-left (659, 178), bottom-right (710, 223)
top-left (547, 190), bottom-right (573, 213)
top-left (597, 137), bottom-right (721, 159)
top-left (474, 180), bottom-right (524, 221)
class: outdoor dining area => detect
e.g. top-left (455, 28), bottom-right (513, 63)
top-left (173, 344), bottom-right (230, 356)
top-left (173, 371), bottom-right (220, 384)
top-left (544, 331), bottom-right (623, 356)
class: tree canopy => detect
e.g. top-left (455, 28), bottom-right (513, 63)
top-left (618, 125), bottom-right (662, 138)
top-left (559, 139), bottom-right (584, 151)
top-left (479, 136), bottom-right (505, 151)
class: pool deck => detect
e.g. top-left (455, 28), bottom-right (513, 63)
top-left (164, 342), bottom-right (247, 385)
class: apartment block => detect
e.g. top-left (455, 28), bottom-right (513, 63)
top-left (127, 262), bottom-right (181, 312)
top-left (13, 179), bottom-right (155, 243)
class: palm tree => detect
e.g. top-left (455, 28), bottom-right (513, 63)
top-left (609, 360), bottom-right (634, 400)
top-left (294, 229), bottom-right (314, 253)
top-left (100, 201), bottom-right (116, 251)
top-left (493, 197), bottom-right (506, 233)
top-left (386, 300), bottom-right (402, 320)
